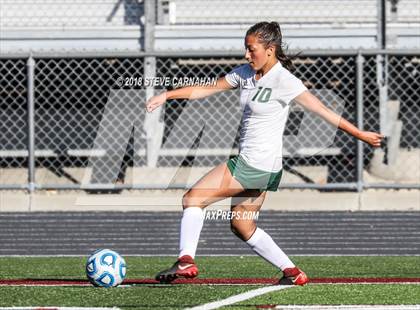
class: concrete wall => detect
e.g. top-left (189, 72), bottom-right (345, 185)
top-left (1, 189), bottom-right (419, 212)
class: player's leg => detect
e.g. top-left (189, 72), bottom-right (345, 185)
top-left (229, 190), bottom-right (266, 241)
top-left (178, 161), bottom-right (245, 256)
top-left (230, 191), bottom-right (308, 285)
top-left (231, 190), bottom-right (296, 269)
top-left (182, 160), bottom-right (246, 209)
top-left (155, 162), bottom-right (246, 283)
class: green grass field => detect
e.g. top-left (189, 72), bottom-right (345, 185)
top-left (0, 256), bottom-right (419, 309)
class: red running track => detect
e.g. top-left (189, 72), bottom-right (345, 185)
top-left (1, 278), bottom-right (420, 286)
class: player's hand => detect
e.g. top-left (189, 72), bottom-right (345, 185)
top-left (358, 131), bottom-right (384, 148)
top-left (146, 92), bottom-right (166, 113)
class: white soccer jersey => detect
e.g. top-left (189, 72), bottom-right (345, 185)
top-left (225, 61), bottom-right (307, 172)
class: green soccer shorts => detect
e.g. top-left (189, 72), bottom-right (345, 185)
top-left (227, 155), bottom-right (283, 192)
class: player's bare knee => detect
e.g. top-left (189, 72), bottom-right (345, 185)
top-left (182, 192), bottom-right (207, 210)
top-left (182, 192), bottom-right (193, 209)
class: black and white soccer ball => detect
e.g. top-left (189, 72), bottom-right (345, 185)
top-left (86, 249), bottom-right (127, 287)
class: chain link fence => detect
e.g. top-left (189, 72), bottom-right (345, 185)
top-left (33, 58), bottom-right (145, 187)
top-left (362, 55), bottom-right (420, 185)
top-left (0, 59), bottom-right (28, 187)
top-left (1, 52), bottom-right (418, 190)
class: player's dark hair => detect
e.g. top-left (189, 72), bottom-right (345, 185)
top-left (246, 21), bottom-right (297, 71)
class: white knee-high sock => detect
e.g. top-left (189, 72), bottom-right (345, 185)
top-left (179, 207), bottom-right (204, 259)
top-left (246, 227), bottom-right (295, 270)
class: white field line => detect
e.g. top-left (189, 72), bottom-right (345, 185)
top-left (0, 284), bottom-right (91, 287)
top-left (0, 254), bottom-right (420, 257)
top-left (0, 308), bottom-right (120, 310)
top-left (186, 285), bottom-right (295, 310)
top-left (273, 306), bottom-right (420, 310)
top-left (1, 282), bottom-right (420, 288)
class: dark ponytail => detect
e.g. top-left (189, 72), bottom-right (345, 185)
top-left (246, 21), bottom-right (298, 71)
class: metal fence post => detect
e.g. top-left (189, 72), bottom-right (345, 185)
top-left (26, 55), bottom-right (36, 193)
top-left (377, 0), bottom-right (389, 138)
top-left (144, 0), bottom-right (155, 52)
top-left (143, 0), bottom-right (163, 168)
top-left (356, 51), bottom-right (365, 192)
top-left (377, 0), bottom-right (386, 49)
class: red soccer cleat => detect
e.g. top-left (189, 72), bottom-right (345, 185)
top-left (155, 255), bottom-right (199, 283)
top-left (279, 267), bottom-right (309, 286)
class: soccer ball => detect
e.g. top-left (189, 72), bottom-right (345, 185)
top-left (86, 249), bottom-right (127, 287)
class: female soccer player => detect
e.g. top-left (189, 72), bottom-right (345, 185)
top-left (146, 22), bottom-right (383, 285)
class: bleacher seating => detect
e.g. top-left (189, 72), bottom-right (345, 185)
top-left (0, 0), bottom-right (142, 28)
top-left (158, 0), bottom-right (419, 25)
top-left (1, 0), bottom-right (418, 29)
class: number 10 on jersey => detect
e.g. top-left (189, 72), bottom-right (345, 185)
top-left (252, 87), bottom-right (272, 103)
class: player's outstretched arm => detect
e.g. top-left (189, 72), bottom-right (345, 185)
top-left (294, 91), bottom-right (384, 148)
top-left (146, 77), bottom-right (233, 113)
